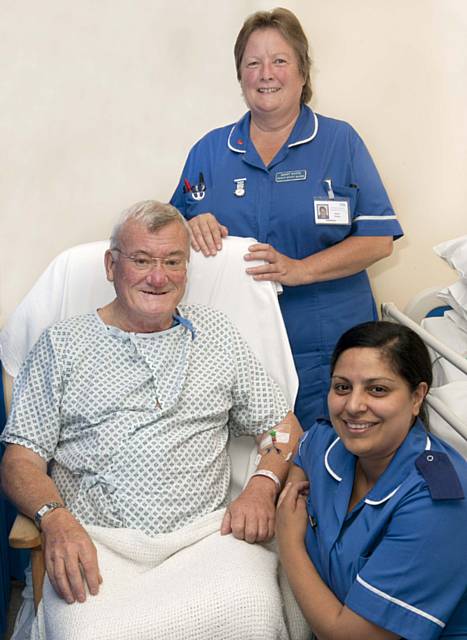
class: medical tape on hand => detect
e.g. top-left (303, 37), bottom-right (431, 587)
top-left (260, 435), bottom-right (273, 449)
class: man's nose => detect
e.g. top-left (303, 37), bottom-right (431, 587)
top-left (145, 263), bottom-right (169, 286)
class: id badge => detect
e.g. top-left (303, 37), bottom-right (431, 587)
top-left (314, 198), bottom-right (350, 225)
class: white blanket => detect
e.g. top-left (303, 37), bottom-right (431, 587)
top-left (31, 510), bottom-right (309, 640)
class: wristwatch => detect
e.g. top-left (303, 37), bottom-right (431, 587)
top-left (34, 502), bottom-right (65, 530)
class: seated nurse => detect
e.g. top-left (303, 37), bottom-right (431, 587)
top-left (276, 321), bottom-right (467, 640)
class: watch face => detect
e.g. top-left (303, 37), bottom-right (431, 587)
top-left (35, 502), bottom-right (63, 528)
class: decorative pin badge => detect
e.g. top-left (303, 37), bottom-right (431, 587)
top-left (191, 189), bottom-right (205, 201)
top-left (234, 178), bottom-right (246, 197)
top-left (191, 172), bottom-right (206, 201)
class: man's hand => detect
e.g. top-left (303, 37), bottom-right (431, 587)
top-left (221, 476), bottom-right (277, 543)
top-left (41, 508), bottom-right (102, 604)
top-left (188, 213), bottom-right (228, 256)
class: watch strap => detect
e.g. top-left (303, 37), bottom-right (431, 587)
top-left (34, 502), bottom-right (65, 530)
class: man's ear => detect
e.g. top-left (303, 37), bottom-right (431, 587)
top-left (104, 250), bottom-right (115, 283)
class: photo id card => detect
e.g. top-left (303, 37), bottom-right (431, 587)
top-left (314, 198), bottom-right (350, 225)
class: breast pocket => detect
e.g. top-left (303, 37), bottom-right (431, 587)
top-left (183, 189), bottom-right (215, 220)
top-left (312, 184), bottom-right (359, 249)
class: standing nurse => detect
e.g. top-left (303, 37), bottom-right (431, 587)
top-left (171, 8), bottom-right (403, 430)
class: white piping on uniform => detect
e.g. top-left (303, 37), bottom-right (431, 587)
top-left (288, 111), bottom-right (319, 147)
top-left (364, 436), bottom-right (431, 505)
top-left (324, 437), bottom-right (342, 482)
top-left (227, 125), bottom-right (246, 154)
top-left (364, 485), bottom-right (401, 505)
top-left (353, 215), bottom-right (398, 221)
top-left (298, 429), bottom-right (311, 457)
top-left (356, 575), bottom-right (445, 628)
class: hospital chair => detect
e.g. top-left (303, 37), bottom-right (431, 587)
top-left (1, 236), bottom-right (305, 636)
top-left (382, 299), bottom-right (467, 459)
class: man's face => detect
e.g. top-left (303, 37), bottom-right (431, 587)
top-left (105, 219), bottom-right (189, 332)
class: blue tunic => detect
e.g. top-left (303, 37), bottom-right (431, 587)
top-left (295, 418), bottom-right (467, 639)
top-left (171, 105), bottom-right (404, 429)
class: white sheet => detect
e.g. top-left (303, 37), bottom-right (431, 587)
top-left (428, 383), bottom-right (467, 458)
top-left (421, 316), bottom-right (467, 386)
top-left (30, 510), bottom-right (309, 640)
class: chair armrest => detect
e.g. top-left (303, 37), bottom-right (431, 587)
top-left (9, 513), bottom-right (42, 549)
top-left (2, 366), bottom-right (13, 415)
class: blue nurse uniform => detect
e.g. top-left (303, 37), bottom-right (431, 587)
top-left (171, 106), bottom-right (403, 429)
top-left (294, 418), bottom-right (467, 639)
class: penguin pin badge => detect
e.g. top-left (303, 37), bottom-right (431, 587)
top-left (234, 178), bottom-right (246, 197)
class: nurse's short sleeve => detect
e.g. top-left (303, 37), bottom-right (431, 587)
top-left (170, 153), bottom-right (190, 216)
top-left (293, 421), bottom-right (326, 472)
top-left (345, 489), bottom-right (467, 640)
top-left (227, 321), bottom-right (290, 437)
top-left (349, 131), bottom-right (403, 240)
top-left (1, 328), bottom-right (63, 461)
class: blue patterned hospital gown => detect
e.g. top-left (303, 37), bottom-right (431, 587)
top-left (2, 305), bottom-right (289, 536)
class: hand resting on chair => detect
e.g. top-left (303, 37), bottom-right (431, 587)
top-left (1, 443), bottom-right (102, 604)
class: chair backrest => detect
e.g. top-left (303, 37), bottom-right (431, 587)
top-left (0, 236), bottom-right (298, 496)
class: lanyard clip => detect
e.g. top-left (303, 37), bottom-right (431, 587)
top-left (323, 178), bottom-right (335, 200)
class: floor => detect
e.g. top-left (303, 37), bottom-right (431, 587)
top-left (3, 581), bottom-right (22, 640)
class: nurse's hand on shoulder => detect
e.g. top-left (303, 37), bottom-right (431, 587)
top-left (276, 481), bottom-right (309, 546)
top-left (188, 213), bottom-right (228, 256)
top-left (245, 243), bottom-right (303, 286)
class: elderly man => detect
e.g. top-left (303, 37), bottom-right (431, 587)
top-left (1, 201), bottom-right (301, 639)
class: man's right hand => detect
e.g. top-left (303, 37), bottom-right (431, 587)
top-left (187, 213), bottom-right (228, 256)
top-left (41, 508), bottom-right (102, 604)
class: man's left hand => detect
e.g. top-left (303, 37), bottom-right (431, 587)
top-left (221, 476), bottom-right (277, 543)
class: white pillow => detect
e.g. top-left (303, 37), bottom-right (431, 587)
top-left (438, 280), bottom-right (467, 324)
top-left (428, 382), bottom-right (467, 459)
top-left (445, 309), bottom-right (467, 335)
top-left (434, 235), bottom-right (467, 279)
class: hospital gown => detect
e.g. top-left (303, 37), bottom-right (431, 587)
top-left (2, 304), bottom-right (289, 536)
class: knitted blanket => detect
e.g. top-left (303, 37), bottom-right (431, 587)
top-left (31, 510), bottom-right (309, 640)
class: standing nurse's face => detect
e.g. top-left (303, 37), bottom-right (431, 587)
top-left (328, 347), bottom-right (427, 467)
top-left (239, 28), bottom-right (304, 121)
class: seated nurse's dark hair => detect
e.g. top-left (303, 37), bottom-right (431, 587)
top-left (330, 321), bottom-right (433, 426)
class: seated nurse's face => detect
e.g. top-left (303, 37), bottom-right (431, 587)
top-left (328, 347), bottom-right (427, 464)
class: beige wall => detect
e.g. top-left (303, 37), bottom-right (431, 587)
top-left (1, 0), bottom-right (466, 325)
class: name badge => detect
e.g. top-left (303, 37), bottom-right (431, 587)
top-left (275, 170), bottom-right (307, 183)
top-left (314, 198), bottom-right (350, 225)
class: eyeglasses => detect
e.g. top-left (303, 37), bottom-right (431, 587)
top-left (111, 249), bottom-right (187, 272)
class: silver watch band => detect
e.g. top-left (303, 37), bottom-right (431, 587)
top-left (34, 502), bottom-right (65, 530)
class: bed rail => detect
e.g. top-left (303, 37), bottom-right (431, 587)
top-left (381, 303), bottom-right (467, 377)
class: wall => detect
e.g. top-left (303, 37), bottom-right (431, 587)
top-left (1, 0), bottom-right (466, 324)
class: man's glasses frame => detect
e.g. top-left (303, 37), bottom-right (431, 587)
top-left (111, 249), bottom-right (187, 272)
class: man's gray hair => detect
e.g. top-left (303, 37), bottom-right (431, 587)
top-left (110, 200), bottom-right (189, 249)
